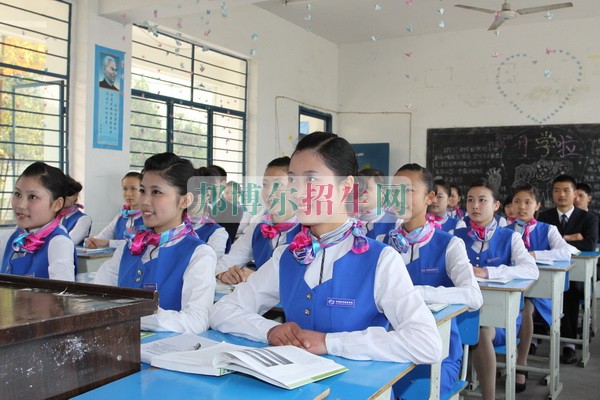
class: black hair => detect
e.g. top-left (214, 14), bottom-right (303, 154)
top-left (123, 171), bottom-right (142, 182)
top-left (576, 182), bottom-right (592, 196)
top-left (552, 174), bottom-right (577, 189)
top-left (207, 164), bottom-right (227, 179)
top-left (434, 178), bottom-right (451, 197)
top-left (293, 131), bottom-right (358, 177)
top-left (142, 152), bottom-right (195, 197)
top-left (396, 163), bottom-right (435, 193)
top-left (468, 178), bottom-right (500, 202)
top-left (504, 193), bottom-right (515, 207)
top-left (512, 183), bottom-right (541, 203)
top-left (450, 183), bottom-right (462, 197)
top-left (64, 175), bottom-right (83, 197)
top-left (196, 166), bottom-right (221, 178)
top-left (357, 168), bottom-right (385, 194)
top-left (266, 156), bottom-right (291, 170)
top-left (19, 161), bottom-right (69, 202)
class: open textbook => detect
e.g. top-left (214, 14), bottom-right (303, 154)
top-left (150, 339), bottom-right (348, 390)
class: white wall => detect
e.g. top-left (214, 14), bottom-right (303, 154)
top-left (70, 0), bottom-right (133, 233)
top-left (338, 17), bottom-right (600, 172)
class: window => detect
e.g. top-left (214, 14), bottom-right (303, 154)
top-left (0, 0), bottom-right (71, 225)
top-left (130, 25), bottom-right (247, 179)
top-left (299, 106), bottom-right (332, 137)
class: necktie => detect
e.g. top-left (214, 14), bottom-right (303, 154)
top-left (560, 214), bottom-right (568, 230)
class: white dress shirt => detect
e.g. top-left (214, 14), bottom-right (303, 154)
top-left (210, 234), bottom-right (443, 364)
top-left (399, 232), bottom-right (483, 311)
top-left (94, 231), bottom-right (217, 333)
top-left (61, 209), bottom-right (92, 245)
top-left (194, 222), bottom-right (229, 259)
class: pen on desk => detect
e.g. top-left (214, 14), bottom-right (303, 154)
top-left (193, 342), bottom-right (202, 350)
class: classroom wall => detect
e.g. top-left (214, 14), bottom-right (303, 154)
top-left (70, 0), bottom-right (133, 233)
top-left (338, 16), bottom-right (600, 172)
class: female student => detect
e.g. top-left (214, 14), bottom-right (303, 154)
top-left (427, 178), bottom-right (466, 234)
top-left (356, 168), bottom-right (401, 241)
top-left (216, 156), bottom-right (301, 285)
top-left (94, 153), bottom-right (217, 333)
top-left (189, 167), bottom-right (231, 258)
top-left (507, 184), bottom-right (575, 392)
top-left (383, 165), bottom-right (482, 399)
top-left (2, 161), bottom-right (76, 281)
top-left (85, 172), bottom-right (144, 249)
top-left (454, 179), bottom-right (538, 400)
top-left (210, 132), bottom-right (442, 365)
top-left (59, 176), bottom-right (92, 246)
top-left (447, 184), bottom-right (465, 219)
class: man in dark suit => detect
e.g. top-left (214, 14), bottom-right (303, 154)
top-left (208, 165), bottom-right (243, 244)
top-left (538, 175), bottom-right (599, 364)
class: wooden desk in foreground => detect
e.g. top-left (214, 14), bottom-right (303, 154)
top-left (0, 274), bottom-right (157, 399)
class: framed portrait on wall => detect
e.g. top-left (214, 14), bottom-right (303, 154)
top-left (93, 45), bottom-right (124, 150)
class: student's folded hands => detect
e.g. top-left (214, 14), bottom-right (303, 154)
top-left (217, 265), bottom-right (253, 285)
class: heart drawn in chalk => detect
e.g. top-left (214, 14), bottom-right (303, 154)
top-left (495, 50), bottom-right (583, 124)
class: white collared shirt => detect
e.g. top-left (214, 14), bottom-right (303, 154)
top-left (513, 222), bottom-right (576, 260)
top-left (210, 234), bottom-right (442, 364)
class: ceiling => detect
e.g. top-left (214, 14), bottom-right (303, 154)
top-left (99, 0), bottom-right (599, 45)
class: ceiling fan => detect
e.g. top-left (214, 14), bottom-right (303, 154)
top-left (455, 1), bottom-right (573, 31)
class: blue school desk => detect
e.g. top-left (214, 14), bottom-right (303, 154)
top-left (426, 304), bottom-right (469, 400)
top-left (524, 260), bottom-right (574, 400)
top-left (568, 251), bottom-right (600, 367)
top-left (473, 278), bottom-right (535, 400)
top-left (73, 329), bottom-right (415, 400)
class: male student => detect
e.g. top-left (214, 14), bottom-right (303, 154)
top-left (575, 182), bottom-right (600, 236)
top-left (538, 175), bottom-right (599, 364)
top-left (208, 164), bottom-right (243, 244)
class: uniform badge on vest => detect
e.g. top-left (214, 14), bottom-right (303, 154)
top-left (326, 297), bottom-right (355, 308)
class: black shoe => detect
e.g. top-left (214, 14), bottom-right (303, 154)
top-left (529, 343), bottom-right (537, 356)
top-left (560, 347), bottom-right (577, 364)
top-left (516, 371), bottom-right (527, 393)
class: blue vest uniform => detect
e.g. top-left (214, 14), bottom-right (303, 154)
top-left (61, 210), bottom-right (90, 246)
top-left (115, 214), bottom-right (144, 240)
top-left (507, 222), bottom-right (553, 325)
top-left (440, 216), bottom-right (460, 233)
top-left (455, 226), bottom-right (521, 346)
top-left (195, 223), bottom-right (232, 254)
top-left (279, 238), bottom-right (389, 333)
top-left (365, 212), bottom-right (398, 240)
top-left (117, 235), bottom-right (204, 311)
top-left (2, 226), bottom-right (76, 278)
top-left (251, 223), bottom-right (301, 268)
top-left (392, 230), bottom-right (461, 398)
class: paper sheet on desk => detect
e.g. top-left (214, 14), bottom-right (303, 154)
top-left (535, 258), bottom-right (554, 265)
top-left (141, 334), bottom-right (220, 364)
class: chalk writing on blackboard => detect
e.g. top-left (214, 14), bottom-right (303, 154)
top-left (427, 124), bottom-right (600, 212)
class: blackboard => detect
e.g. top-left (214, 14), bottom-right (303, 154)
top-left (426, 124), bottom-right (600, 213)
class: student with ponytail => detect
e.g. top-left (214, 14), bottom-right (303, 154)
top-left (85, 172), bottom-right (144, 249)
top-left (2, 161), bottom-right (76, 281)
top-left (210, 132), bottom-right (442, 366)
top-left (94, 153), bottom-right (217, 333)
top-left (59, 175), bottom-right (92, 246)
